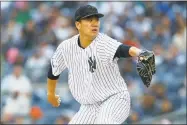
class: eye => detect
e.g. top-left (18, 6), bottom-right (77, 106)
top-left (95, 17), bottom-right (99, 21)
top-left (87, 17), bottom-right (92, 21)
top-left (85, 16), bottom-right (99, 22)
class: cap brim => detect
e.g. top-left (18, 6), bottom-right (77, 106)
top-left (81, 13), bottom-right (104, 20)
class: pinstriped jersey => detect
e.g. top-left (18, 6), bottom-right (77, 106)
top-left (51, 33), bottom-right (128, 104)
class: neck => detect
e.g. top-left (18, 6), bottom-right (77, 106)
top-left (14, 74), bottom-right (21, 79)
top-left (79, 34), bottom-right (95, 48)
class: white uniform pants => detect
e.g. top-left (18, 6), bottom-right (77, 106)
top-left (69, 91), bottom-right (130, 124)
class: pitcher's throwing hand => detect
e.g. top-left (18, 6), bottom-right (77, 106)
top-left (47, 93), bottom-right (61, 107)
top-left (47, 5), bottom-right (156, 124)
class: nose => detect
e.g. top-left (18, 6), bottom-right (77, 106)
top-left (91, 18), bottom-right (99, 27)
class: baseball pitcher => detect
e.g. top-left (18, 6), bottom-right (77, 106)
top-left (47, 5), bottom-right (156, 124)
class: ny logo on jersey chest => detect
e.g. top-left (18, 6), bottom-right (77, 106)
top-left (88, 56), bottom-right (96, 73)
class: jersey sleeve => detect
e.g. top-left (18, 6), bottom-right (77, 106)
top-left (98, 34), bottom-right (122, 63)
top-left (51, 45), bottom-right (67, 76)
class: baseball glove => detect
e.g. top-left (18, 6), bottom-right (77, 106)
top-left (136, 50), bottom-right (156, 87)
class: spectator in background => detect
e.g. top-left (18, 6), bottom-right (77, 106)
top-left (139, 94), bottom-right (157, 117)
top-left (38, 41), bottom-right (55, 61)
top-left (21, 20), bottom-right (37, 51)
top-left (126, 111), bottom-right (140, 124)
top-left (2, 48), bottom-right (24, 79)
top-left (13, 1), bottom-right (31, 25)
top-left (2, 91), bottom-right (31, 124)
top-left (31, 3), bottom-right (50, 25)
top-left (2, 20), bottom-right (23, 48)
top-left (161, 15), bottom-right (171, 37)
top-left (6, 47), bottom-right (20, 65)
top-left (127, 5), bottom-right (152, 39)
top-left (1, 63), bottom-right (32, 96)
top-left (172, 20), bottom-right (186, 53)
top-left (36, 19), bottom-right (58, 47)
top-left (160, 99), bottom-right (173, 113)
top-left (123, 27), bottom-right (140, 48)
top-left (152, 23), bottom-right (171, 49)
top-left (1, 2), bottom-right (186, 124)
top-left (150, 83), bottom-right (173, 114)
top-left (54, 16), bottom-right (77, 42)
top-left (1, 63), bottom-right (32, 121)
top-left (25, 48), bottom-right (48, 82)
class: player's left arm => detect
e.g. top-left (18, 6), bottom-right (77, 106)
top-left (98, 34), bottom-right (143, 63)
top-left (114, 44), bottom-right (142, 59)
top-left (115, 44), bottom-right (156, 87)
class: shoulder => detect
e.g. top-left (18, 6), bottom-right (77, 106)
top-left (57, 34), bottom-right (79, 50)
top-left (21, 75), bottom-right (31, 83)
top-left (2, 75), bottom-right (15, 86)
top-left (97, 33), bottom-right (117, 42)
top-left (96, 33), bottom-right (118, 45)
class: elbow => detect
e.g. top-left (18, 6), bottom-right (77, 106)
top-left (47, 65), bottom-right (60, 80)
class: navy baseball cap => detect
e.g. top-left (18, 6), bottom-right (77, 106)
top-left (75, 5), bottom-right (104, 21)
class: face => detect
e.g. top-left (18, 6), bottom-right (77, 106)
top-left (76, 16), bottom-right (100, 39)
top-left (13, 65), bottom-right (23, 78)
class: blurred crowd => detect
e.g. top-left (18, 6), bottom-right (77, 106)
top-left (1, 1), bottom-right (186, 124)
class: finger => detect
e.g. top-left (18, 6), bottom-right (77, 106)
top-left (55, 95), bottom-right (60, 98)
top-left (53, 103), bottom-right (60, 107)
top-left (49, 99), bottom-right (58, 106)
top-left (56, 96), bottom-right (61, 102)
top-left (140, 57), bottom-right (144, 61)
top-left (58, 99), bottom-right (61, 103)
top-left (52, 104), bottom-right (58, 107)
top-left (58, 98), bottom-right (61, 102)
top-left (52, 102), bottom-right (59, 107)
top-left (55, 99), bottom-right (61, 106)
top-left (55, 96), bottom-right (60, 101)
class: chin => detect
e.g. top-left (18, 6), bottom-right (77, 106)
top-left (91, 32), bottom-right (98, 37)
top-left (85, 31), bottom-right (98, 39)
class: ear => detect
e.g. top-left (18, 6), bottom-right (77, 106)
top-left (75, 21), bottom-right (81, 30)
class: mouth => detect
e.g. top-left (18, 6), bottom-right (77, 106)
top-left (92, 29), bottom-right (98, 32)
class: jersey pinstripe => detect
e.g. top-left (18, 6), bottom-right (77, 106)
top-left (69, 91), bottom-right (130, 124)
top-left (51, 33), bottom-right (128, 104)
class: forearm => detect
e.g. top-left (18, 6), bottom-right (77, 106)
top-left (47, 65), bottom-right (60, 94)
top-left (47, 78), bottom-right (58, 94)
top-left (114, 44), bottom-right (142, 58)
top-left (129, 46), bottom-right (142, 57)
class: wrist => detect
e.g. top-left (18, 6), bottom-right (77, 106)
top-left (129, 47), bottom-right (143, 57)
top-left (136, 49), bottom-right (143, 56)
top-left (47, 92), bottom-right (55, 95)
top-left (47, 78), bottom-right (57, 95)
top-left (47, 88), bottom-right (56, 95)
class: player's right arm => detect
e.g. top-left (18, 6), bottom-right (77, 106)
top-left (47, 45), bottom-right (67, 107)
top-left (47, 68), bottom-right (61, 107)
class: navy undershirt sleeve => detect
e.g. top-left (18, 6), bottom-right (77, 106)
top-left (114, 44), bottom-right (132, 59)
top-left (47, 65), bottom-right (60, 80)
